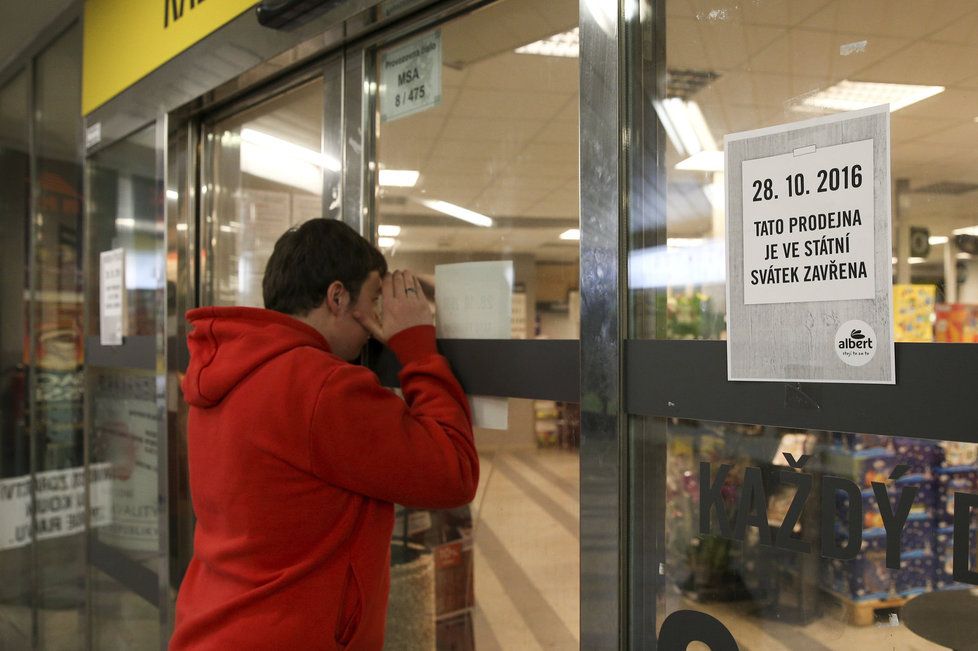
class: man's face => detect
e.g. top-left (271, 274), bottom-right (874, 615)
top-left (334, 270), bottom-right (382, 361)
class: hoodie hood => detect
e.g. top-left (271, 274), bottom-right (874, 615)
top-left (182, 307), bottom-right (331, 408)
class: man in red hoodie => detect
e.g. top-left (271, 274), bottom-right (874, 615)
top-left (170, 219), bottom-right (479, 650)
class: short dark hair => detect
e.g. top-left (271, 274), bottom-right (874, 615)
top-left (263, 218), bottom-right (388, 315)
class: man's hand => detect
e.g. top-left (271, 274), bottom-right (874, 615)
top-left (354, 270), bottom-right (432, 344)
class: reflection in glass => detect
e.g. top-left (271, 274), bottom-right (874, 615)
top-left (660, 418), bottom-right (978, 648)
top-left (34, 22), bottom-right (86, 647)
top-left (0, 69), bottom-right (32, 648)
top-left (86, 123), bottom-right (162, 647)
top-left (632, 1), bottom-right (978, 342)
top-left (205, 79), bottom-right (325, 307)
top-left (374, 2), bottom-right (581, 647)
top-left (375, 0), bottom-right (580, 341)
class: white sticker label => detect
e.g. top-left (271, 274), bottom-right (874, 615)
top-left (379, 30), bottom-right (442, 123)
top-left (741, 139), bottom-right (875, 305)
top-left (100, 248), bottom-right (125, 346)
top-left (86, 122), bottom-right (102, 149)
top-left (835, 319), bottom-right (878, 367)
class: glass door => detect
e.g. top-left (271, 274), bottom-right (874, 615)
top-left (85, 122), bottom-right (165, 648)
top-left (365, 0), bottom-right (582, 647)
top-left (201, 75), bottom-right (329, 308)
top-left (624, 1), bottom-right (978, 649)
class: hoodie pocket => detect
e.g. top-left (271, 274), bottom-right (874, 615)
top-left (336, 563), bottom-right (363, 647)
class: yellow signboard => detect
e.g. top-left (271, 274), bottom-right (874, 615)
top-left (83, 0), bottom-right (257, 115)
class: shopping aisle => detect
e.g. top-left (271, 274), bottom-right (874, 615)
top-left (471, 449), bottom-right (580, 650)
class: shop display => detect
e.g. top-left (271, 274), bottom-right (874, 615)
top-left (533, 401), bottom-right (579, 449)
top-left (934, 303), bottom-right (978, 342)
top-left (666, 422), bottom-right (978, 630)
top-left (893, 284), bottom-right (936, 342)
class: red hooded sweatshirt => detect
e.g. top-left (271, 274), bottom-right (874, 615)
top-left (170, 307), bottom-right (478, 650)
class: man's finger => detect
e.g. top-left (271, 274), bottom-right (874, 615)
top-left (381, 273), bottom-right (394, 301)
top-left (353, 310), bottom-right (385, 343)
top-left (392, 270), bottom-right (406, 297)
top-left (412, 273), bottom-right (424, 299)
top-left (402, 270), bottom-right (418, 298)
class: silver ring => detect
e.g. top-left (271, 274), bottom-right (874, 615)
top-left (405, 288), bottom-right (417, 293)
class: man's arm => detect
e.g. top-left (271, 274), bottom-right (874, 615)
top-left (308, 324), bottom-right (479, 508)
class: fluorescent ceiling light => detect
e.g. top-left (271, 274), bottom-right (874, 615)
top-left (378, 224), bottom-right (402, 237)
top-left (953, 226), bottom-right (978, 236)
top-left (654, 98), bottom-right (716, 157)
top-left (166, 190), bottom-right (179, 201)
top-left (675, 151), bottom-right (724, 172)
top-left (559, 228), bottom-right (580, 241)
top-left (929, 236), bottom-right (949, 245)
top-left (515, 28), bottom-right (579, 58)
top-left (378, 237), bottom-right (397, 248)
top-left (240, 128), bottom-right (339, 195)
top-left (908, 257), bottom-right (927, 264)
top-left (958, 252), bottom-right (972, 260)
top-left (892, 256), bottom-right (898, 264)
top-left (420, 199), bottom-right (493, 227)
top-left (792, 80), bottom-right (944, 114)
top-left (380, 169), bottom-right (419, 187)
top-left (115, 218), bottom-right (135, 229)
top-left (176, 223), bottom-right (188, 232)
top-left (667, 238), bottom-right (704, 247)
top-left (241, 129), bottom-right (340, 171)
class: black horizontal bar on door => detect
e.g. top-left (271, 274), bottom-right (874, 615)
top-left (85, 335), bottom-right (156, 371)
top-left (91, 539), bottom-right (159, 608)
top-left (625, 340), bottom-right (976, 443)
top-left (375, 339), bottom-right (580, 402)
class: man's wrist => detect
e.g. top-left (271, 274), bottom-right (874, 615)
top-left (387, 325), bottom-right (438, 365)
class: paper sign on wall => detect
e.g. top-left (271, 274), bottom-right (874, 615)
top-left (725, 105), bottom-right (894, 384)
top-left (100, 248), bottom-right (125, 346)
top-left (435, 260), bottom-right (514, 429)
top-left (435, 260), bottom-right (513, 339)
top-left (379, 30), bottom-right (442, 123)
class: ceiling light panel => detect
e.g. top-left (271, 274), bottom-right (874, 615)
top-left (792, 81), bottom-right (944, 114)
top-left (515, 28), bottom-right (579, 58)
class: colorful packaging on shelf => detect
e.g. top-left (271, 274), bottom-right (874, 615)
top-left (830, 433), bottom-right (893, 453)
top-left (836, 480), bottom-right (932, 532)
top-left (934, 526), bottom-right (978, 590)
top-left (935, 467), bottom-right (978, 530)
top-left (823, 549), bottom-right (934, 601)
top-left (823, 448), bottom-right (900, 489)
top-left (893, 437), bottom-right (942, 476)
top-left (939, 442), bottom-right (978, 469)
top-left (896, 550), bottom-right (933, 596)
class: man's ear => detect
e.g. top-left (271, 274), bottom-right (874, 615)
top-left (325, 280), bottom-right (347, 314)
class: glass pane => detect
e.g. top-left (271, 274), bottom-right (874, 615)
top-left (86, 123), bottom-right (162, 647)
top-left (374, 0), bottom-right (580, 340)
top-left (646, 417), bottom-right (978, 650)
top-left (34, 22), bottom-right (86, 647)
top-left (204, 79), bottom-right (325, 307)
top-left (0, 69), bottom-right (31, 648)
top-left (386, 399), bottom-right (580, 649)
top-left (631, 1), bottom-right (978, 342)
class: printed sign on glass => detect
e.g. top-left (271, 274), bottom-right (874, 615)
top-left (725, 105), bottom-right (894, 383)
top-left (379, 30), bottom-right (442, 123)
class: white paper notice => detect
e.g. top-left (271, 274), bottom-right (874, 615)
top-left (100, 248), bottom-right (125, 346)
top-left (470, 396), bottom-right (509, 430)
top-left (434, 261), bottom-right (513, 339)
top-left (379, 30), bottom-right (442, 123)
top-left (742, 139), bottom-right (875, 305)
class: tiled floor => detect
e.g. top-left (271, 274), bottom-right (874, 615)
top-left (468, 447), bottom-right (948, 651)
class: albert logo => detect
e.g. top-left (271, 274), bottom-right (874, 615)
top-left (835, 320), bottom-right (877, 367)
